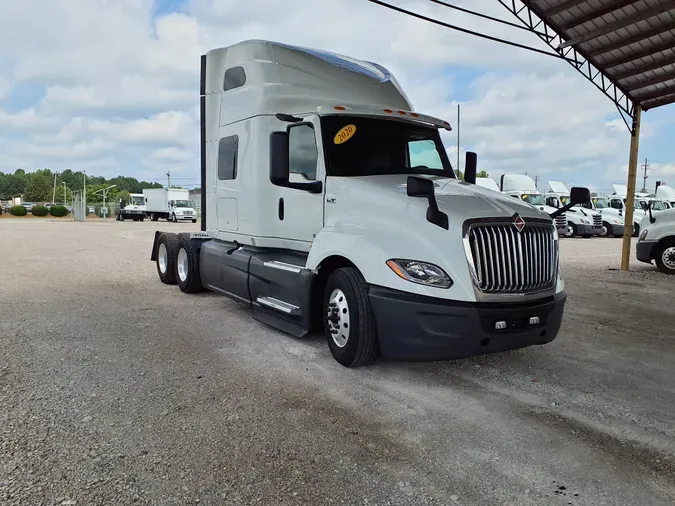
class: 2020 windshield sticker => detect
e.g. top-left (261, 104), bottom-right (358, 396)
top-left (333, 124), bottom-right (357, 145)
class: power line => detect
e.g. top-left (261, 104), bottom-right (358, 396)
top-left (364, 0), bottom-right (575, 62)
top-left (425, 0), bottom-right (555, 39)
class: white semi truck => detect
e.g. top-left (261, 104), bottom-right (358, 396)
top-left (499, 175), bottom-right (568, 235)
top-left (583, 196), bottom-right (626, 237)
top-left (544, 181), bottom-right (603, 238)
top-left (143, 188), bottom-right (198, 223)
top-left (656, 184), bottom-right (675, 208)
top-left (117, 193), bottom-right (147, 221)
top-left (149, 40), bottom-right (589, 367)
top-left (636, 206), bottom-right (675, 274)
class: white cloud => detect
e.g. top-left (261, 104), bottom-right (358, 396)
top-left (0, 0), bottom-right (672, 184)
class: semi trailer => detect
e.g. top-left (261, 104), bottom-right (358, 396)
top-left (149, 40), bottom-right (589, 367)
top-left (143, 188), bottom-right (197, 223)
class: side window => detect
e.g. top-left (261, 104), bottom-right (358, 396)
top-left (223, 66), bottom-right (246, 92)
top-left (289, 124), bottom-right (318, 181)
top-left (218, 135), bottom-right (239, 180)
top-left (610, 199), bottom-right (621, 210)
top-left (407, 139), bottom-right (443, 170)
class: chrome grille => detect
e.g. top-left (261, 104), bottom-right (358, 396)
top-left (555, 213), bottom-right (566, 229)
top-left (592, 214), bottom-right (602, 227)
top-left (467, 222), bottom-right (558, 293)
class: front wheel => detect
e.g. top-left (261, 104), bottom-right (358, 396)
top-left (655, 240), bottom-right (675, 275)
top-left (564, 222), bottom-right (576, 238)
top-left (600, 222), bottom-right (610, 237)
top-left (172, 213), bottom-right (178, 223)
top-left (192, 219), bottom-right (197, 223)
top-left (632, 223), bottom-right (640, 238)
top-left (323, 267), bottom-right (378, 368)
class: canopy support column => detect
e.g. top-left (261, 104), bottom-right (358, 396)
top-left (620, 105), bottom-right (642, 272)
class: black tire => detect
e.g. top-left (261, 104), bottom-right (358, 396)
top-left (600, 221), bottom-right (610, 237)
top-left (654, 239), bottom-right (675, 275)
top-left (323, 267), bottom-right (378, 368)
top-left (172, 213), bottom-right (178, 223)
top-left (140, 216), bottom-right (145, 222)
top-left (119, 213), bottom-right (124, 221)
top-left (565, 222), bottom-right (577, 238)
top-left (192, 219), bottom-right (197, 224)
top-left (176, 236), bottom-right (203, 293)
top-left (156, 233), bottom-right (179, 284)
top-left (632, 223), bottom-right (640, 238)
top-left (151, 213), bottom-right (159, 222)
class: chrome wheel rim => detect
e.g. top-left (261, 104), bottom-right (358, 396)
top-left (601, 224), bottom-right (608, 237)
top-left (177, 248), bottom-right (188, 282)
top-left (158, 243), bottom-right (168, 274)
top-left (663, 247), bottom-right (675, 271)
top-left (327, 288), bottom-right (350, 348)
top-left (565, 225), bottom-right (574, 237)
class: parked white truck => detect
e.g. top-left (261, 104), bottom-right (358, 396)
top-left (583, 196), bottom-right (626, 237)
top-left (499, 175), bottom-right (568, 235)
top-left (117, 193), bottom-right (147, 221)
top-left (656, 184), bottom-right (675, 208)
top-left (143, 188), bottom-right (197, 223)
top-left (544, 181), bottom-right (603, 238)
top-left (636, 206), bottom-right (675, 274)
top-left (149, 40), bottom-right (589, 367)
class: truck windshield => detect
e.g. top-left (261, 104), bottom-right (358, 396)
top-left (650, 200), bottom-right (667, 211)
top-left (130, 198), bottom-right (144, 206)
top-left (175, 200), bottom-right (191, 208)
top-left (320, 115), bottom-right (454, 178)
top-left (522, 194), bottom-right (545, 206)
top-left (592, 198), bottom-right (608, 209)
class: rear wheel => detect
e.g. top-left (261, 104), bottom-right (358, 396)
top-left (156, 233), bottom-right (179, 284)
top-left (655, 240), bottom-right (675, 275)
top-left (176, 236), bottom-right (203, 293)
top-left (323, 267), bottom-right (378, 368)
top-left (151, 213), bottom-right (158, 222)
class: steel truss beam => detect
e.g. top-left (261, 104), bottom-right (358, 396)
top-left (498, 0), bottom-right (635, 132)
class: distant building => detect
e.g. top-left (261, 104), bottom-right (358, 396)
top-left (189, 189), bottom-right (201, 216)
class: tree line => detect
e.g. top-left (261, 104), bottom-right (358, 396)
top-left (0, 169), bottom-right (164, 204)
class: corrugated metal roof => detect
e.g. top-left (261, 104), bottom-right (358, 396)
top-left (521, 0), bottom-right (675, 110)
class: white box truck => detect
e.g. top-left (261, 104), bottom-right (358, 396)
top-left (149, 40), bottom-right (589, 367)
top-left (143, 188), bottom-right (197, 223)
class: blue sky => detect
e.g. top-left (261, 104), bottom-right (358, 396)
top-left (0, 0), bottom-right (673, 194)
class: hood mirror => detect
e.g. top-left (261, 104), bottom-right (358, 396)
top-left (407, 176), bottom-right (448, 230)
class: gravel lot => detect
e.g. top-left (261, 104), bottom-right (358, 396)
top-left (1, 220), bottom-right (673, 505)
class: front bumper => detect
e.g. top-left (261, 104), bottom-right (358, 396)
top-left (636, 240), bottom-right (656, 264)
top-left (609, 224), bottom-right (625, 236)
top-left (176, 215), bottom-right (196, 221)
top-left (576, 224), bottom-right (601, 236)
top-left (368, 286), bottom-right (567, 361)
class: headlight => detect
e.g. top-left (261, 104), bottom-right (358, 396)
top-left (613, 219), bottom-right (623, 225)
top-left (580, 219), bottom-right (590, 224)
top-left (386, 259), bottom-right (452, 288)
top-left (639, 229), bottom-right (648, 241)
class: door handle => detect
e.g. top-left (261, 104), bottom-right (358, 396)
top-left (278, 198), bottom-right (284, 220)
top-left (326, 196), bottom-right (336, 204)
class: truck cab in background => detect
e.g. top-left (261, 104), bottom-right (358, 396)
top-left (499, 174), bottom-right (567, 235)
top-left (656, 184), bottom-right (675, 208)
top-left (545, 181), bottom-right (603, 238)
top-left (149, 40), bottom-right (590, 367)
top-left (117, 193), bottom-right (147, 221)
top-left (636, 207), bottom-right (675, 274)
top-left (581, 196), bottom-right (626, 237)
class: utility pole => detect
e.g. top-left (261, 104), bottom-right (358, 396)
top-left (52, 173), bottom-right (58, 204)
top-left (641, 158), bottom-right (649, 193)
top-left (83, 171), bottom-right (87, 221)
top-left (534, 175), bottom-right (539, 188)
top-left (166, 171), bottom-right (171, 188)
top-left (456, 104), bottom-right (460, 175)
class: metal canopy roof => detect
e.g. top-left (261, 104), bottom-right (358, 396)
top-left (501, 0), bottom-right (675, 122)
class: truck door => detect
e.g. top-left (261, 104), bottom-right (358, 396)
top-left (276, 121), bottom-right (325, 246)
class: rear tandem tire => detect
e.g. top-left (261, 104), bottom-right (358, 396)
top-left (323, 267), bottom-right (378, 368)
top-left (176, 236), bottom-right (203, 293)
top-left (156, 233), bottom-right (179, 285)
